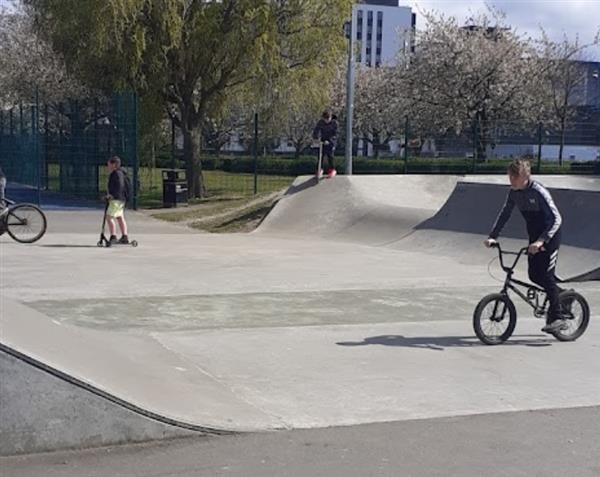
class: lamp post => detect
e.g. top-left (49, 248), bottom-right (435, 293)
top-left (343, 19), bottom-right (355, 175)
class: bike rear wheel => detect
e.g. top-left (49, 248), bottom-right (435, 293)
top-left (552, 290), bottom-right (590, 342)
top-left (473, 293), bottom-right (517, 345)
top-left (6, 204), bottom-right (47, 243)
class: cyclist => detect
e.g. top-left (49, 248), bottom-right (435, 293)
top-left (484, 158), bottom-right (565, 334)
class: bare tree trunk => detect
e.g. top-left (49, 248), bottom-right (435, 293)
top-left (558, 116), bottom-right (566, 166)
top-left (294, 140), bottom-right (302, 158)
top-left (474, 112), bottom-right (487, 162)
top-left (150, 139), bottom-right (156, 189)
top-left (182, 126), bottom-right (205, 198)
top-left (373, 130), bottom-right (381, 159)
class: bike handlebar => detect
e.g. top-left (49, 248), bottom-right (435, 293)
top-left (489, 242), bottom-right (529, 272)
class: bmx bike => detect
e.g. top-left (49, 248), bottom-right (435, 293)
top-left (0, 198), bottom-right (47, 243)
top-left (473, 242), bottom-right (590, 345)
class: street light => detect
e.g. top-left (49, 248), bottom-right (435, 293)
top-left (343, 19), bottom-right (355, 175)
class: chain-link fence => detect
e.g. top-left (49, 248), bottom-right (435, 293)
top-left (0, 92), bottom-right (138, 207)
top-left (2, 98), bottom-right (598, 209)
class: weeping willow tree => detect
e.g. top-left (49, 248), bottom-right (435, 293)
top-left (26, 0), bottom-right (352, 197)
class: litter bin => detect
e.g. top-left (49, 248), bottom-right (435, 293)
top-left (162, 169), bottom-right (188, 208)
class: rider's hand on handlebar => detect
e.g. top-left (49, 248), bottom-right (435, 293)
top-left (484, 238), bottom-right (497, 248)
top-left (528, 240), bottom-right (545, 255)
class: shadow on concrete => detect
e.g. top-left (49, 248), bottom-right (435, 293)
top-left (336, 334), bottom-right (554, 351)
top-left (40, 244), bottom-right (100, 249)
top-left (284, 176), bottom-right (318, 197)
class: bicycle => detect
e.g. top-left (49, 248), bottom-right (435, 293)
top-left (0, 198), bottom-right (47, 243)
top-left (473, 242), bottom-right (590, 345)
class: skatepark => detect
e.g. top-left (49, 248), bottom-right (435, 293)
top-left (1, 174), bottom-right (599, 456)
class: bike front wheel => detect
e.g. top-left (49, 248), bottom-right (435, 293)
top-left (552, 290), bottom-right (590, 342)
top-left (6, 204), bottom-right (47, 243)
top-left (473, 293), bottom-right (517, 345)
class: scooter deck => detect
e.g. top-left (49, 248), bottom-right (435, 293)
top-left (97, 234), bottom-right (138, 248)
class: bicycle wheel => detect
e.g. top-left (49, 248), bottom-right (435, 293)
top-left (552, 290), bottom-right (590, 342)
top-left (6, 204), bottom-right (47, 243)
top-left (473, 293), bottom-right (517, 345)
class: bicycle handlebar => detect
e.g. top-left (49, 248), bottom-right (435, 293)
top-left (489, 242), bottom-right (529, 272)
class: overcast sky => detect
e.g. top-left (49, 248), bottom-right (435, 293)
top-left (407, 0), bottom-right (600, 60)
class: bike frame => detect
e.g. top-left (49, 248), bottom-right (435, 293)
top-left (1, 198), bottom-right (27, 227)
top-left (493, 243), bottom-right (549, 316)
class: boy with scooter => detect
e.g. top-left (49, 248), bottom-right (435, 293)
top-left (105, 156), bottom-right (131, 245)
top-left (312, 110), bottom-right (338, 178)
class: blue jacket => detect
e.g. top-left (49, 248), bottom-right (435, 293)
top-left (489, 180), bottom-right (562, 244)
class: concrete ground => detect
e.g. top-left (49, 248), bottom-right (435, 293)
top-left (3, 406), bottom-right (600, 477)
top-left (1, 175), bottom-right (599, 458)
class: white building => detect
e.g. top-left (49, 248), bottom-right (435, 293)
top-left (352, 0), bottom-right (415, 67)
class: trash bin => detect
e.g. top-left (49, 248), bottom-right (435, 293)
top-left (162, 169), bottom-right (188, 208)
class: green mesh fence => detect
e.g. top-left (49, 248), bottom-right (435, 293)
top-left (0, 92), bottom-right (139, 208)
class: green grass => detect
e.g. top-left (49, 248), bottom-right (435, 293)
top-left (138, 169), bottom-right (292, 208)
top-left (43, 164), bottom-right (293, 208)
top-left (150, 191), bottom-right (282, 233)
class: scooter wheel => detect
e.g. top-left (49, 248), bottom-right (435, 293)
top-left (131, 240), bottom-right (138, 247)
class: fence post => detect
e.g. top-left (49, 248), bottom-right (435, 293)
top-left (171, 116), bottom-right (176, 169)
top-left (403, 116), bottom-right (409, 174)
top-left (20, 102), bottom-right (24, 136)
top-left (471, 115), bottom-right (478, 174)
top-left (35, 87), bottom-right (41, 206)
top-left (253, 112), bottom-right (258, 195)
top-left (536, 121), bottom-right (542, 174)
top-left (132, 93), bottom-right (139, 210)
top-left (93, 99), bottom-right (99, 195)
top-left (44, 103), bottom-right (49, 190)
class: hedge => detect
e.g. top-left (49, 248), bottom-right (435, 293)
top-left (150, 152), bottom-right (599, 176)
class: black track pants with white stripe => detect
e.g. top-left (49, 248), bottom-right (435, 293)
top-left (528, 243), bottom-right (561, 322)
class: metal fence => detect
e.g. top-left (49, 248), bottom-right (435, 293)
top-left (0, 92), bottom-right (139, 207)
top-left (2, 98), bottom-right (599, 209)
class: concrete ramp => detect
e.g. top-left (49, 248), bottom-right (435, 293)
top-left (260, 174), bottom-right (600, 276)
top-left (0, 344), bottom-right (201, 456)
top-left (394, 176), bottom-right (600, 275)
top-left (0, 298), bottom-right (280, 456)
top-left (412, 177), bottom-right (600, 249)
top-left (257, 175), bottom-right (459, 245)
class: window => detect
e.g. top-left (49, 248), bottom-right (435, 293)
top-left (356, 10), bottom-right (363, 41)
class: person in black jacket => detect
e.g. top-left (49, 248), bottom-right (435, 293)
top-left (106, 156), bottom-right (130, 244)
top-left (484, 159), bottom-right (565, 333)
top-left (312, 110), bottom-right (338, 176)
